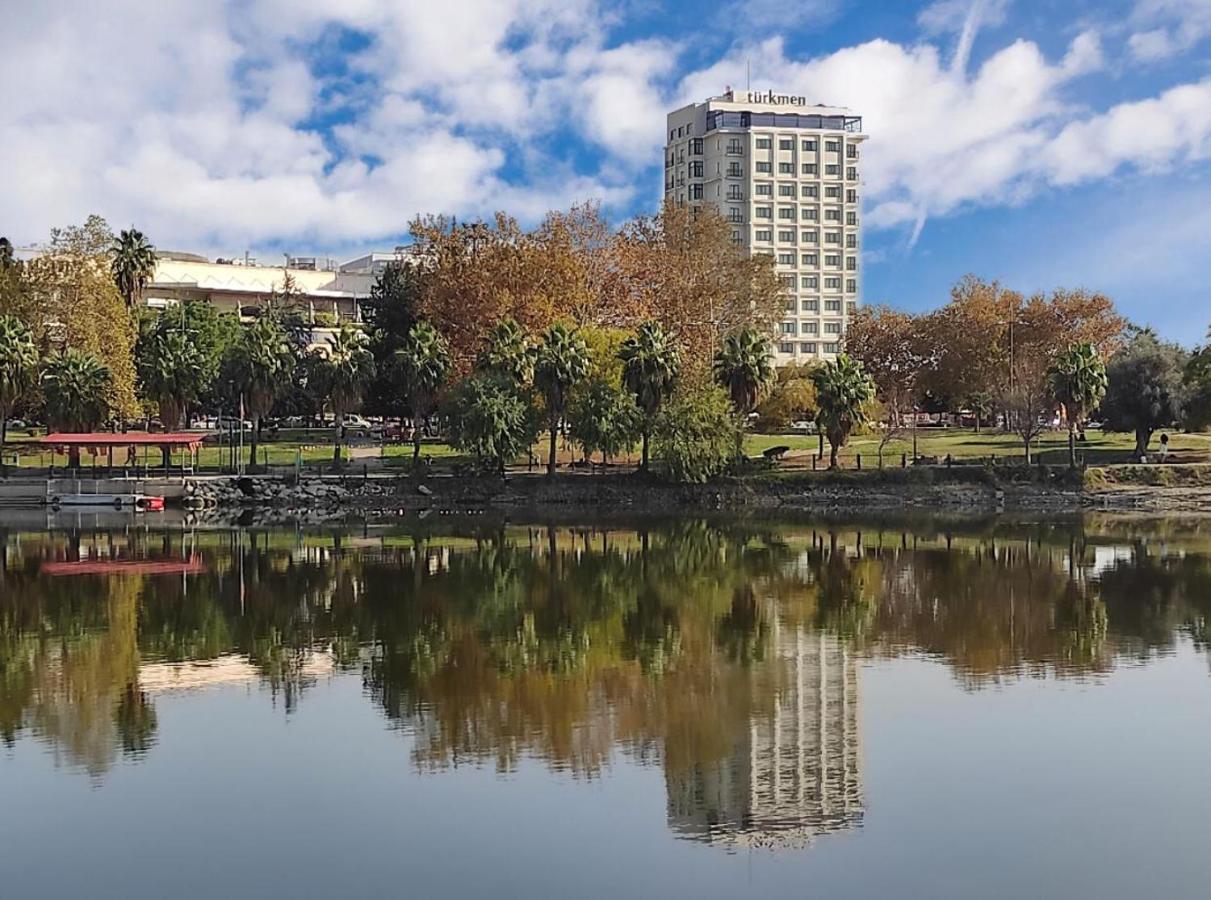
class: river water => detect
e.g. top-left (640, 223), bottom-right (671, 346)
top-left (2, 515), bottom-right (1210, 899)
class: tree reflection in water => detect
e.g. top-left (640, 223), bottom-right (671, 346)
top-left (3, 516), bottom-right (1211, 843)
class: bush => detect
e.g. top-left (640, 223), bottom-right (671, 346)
top-left (567, 378), bottom-right (640, 464)
top-left (652, 381), bottom-right (743, 483)
top-left (441, 374), bottom-right (538, 474)
top-left (753, 363), bottom-right (817, 432)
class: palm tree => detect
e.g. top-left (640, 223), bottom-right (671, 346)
top-left (396, 321), bottom-right (451, 461)
top-left (1049, 342), bottom-right (1108, 468)
top-left (534, 323), bottom-right (590, 476)
top-left (324, 323), bottom-right (375, 464)
top-left (812, 353), bottom-right (875, 468)
top-left (229, 318), bottom-right (292, 469)
top-left (137, 324), bottom-right (205, 430)
top-left (477, 318), bottom-right (536, 385)
top-left (110, 228), bottom-right (157, 310)
top-left (0, 315), bottom-right (39, 471)
top-left (713, 327), bottom-right (775, 416)
top-left (42, 351), bottom-right (114, 467)
top-left (619, 321), bottom-right (680, 471)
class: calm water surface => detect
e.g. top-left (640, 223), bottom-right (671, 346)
top-left (2, 515), bottom-right (1211, 899)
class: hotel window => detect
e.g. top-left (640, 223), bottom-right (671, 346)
top-left (825, 140), bottom-right (840, 152)
top-left (727, 208), bottom-right (743, 223)
top-left (778, 162), bottom-right (794, 174)
top-left (778, 207), bottom-right (796, 220)
top-left (846, 189), bottom-right (857, 202)
top-left (825, 254), bottom-right (840, 267)
top-left (777, 253), bottom-right (795, 265)
top-left (825, 296), bottom-right (841, 308)
top-left (825, 232), bottom-right (841, 245)
top-left (847, 167), bottom-right (858, 180)
top-left (802, 321), bottom-right (819, 335)
top-left (784, 298), bottom-right (796, 312)
top-left (690, 138), bottom-right (703, 155)
top-left (825, 185), bottom-right (841, 198)
top-left (802, 163), bottom-right (818, 175)
top-left (779, 138), bottom-right (793, 150)
top-left (846, 235), bottom-right (857, 248)
top-left (846, 212), bottom-right (857, 225)
top-left (800, 341), bottom-right (818, 354)
top-left (755, 229), bottom-right (772, 241)
top-left (755, 183), bottom-right (772, 196)
top-left (727, 163), bottom-right (743, 177)
top-left (846, 256), bottom-right (857, 270)
top-left (756, 161), bottom-right (772, 173)
top-left (801, 275), bottom-right (818, 289)
top-left (823, 342), bottom-right (839, 353)
top-left (689, 161), bottom-right (703, 177)
top-left (801, 253), bottom-right (818, 266)
top-left (802, 298), bottom-right (819, 312)
top-left (777, 229), bottom-right (796, 242)
top-left (802, 139), bottom-right (817, 151)
top-left (727, 186), bottom-right (744, 200)
top-left (825, 208), bottom-right (841, 221)
top-left (779, 342), bottom-right (795, 354)
top-left (778, 184), bottom-right (796, 197)
top-left (727, 140), bottom-right (743, 154)
top-left (847, 145), bottom-right (858, 158)
top-left (756, 137), bottom-right (772, 149)
top-left (756, 206), bottom-right (772, 219)
top-left (802, 230), bottom-right (818, 243)
top-left (826, 164), bottom-right (840, 175)
top-left (779, 274), bottom-right (796, 289)
top-left (780, 322), bottom-right (796, 334)
top-left (845, 279), bottom-right (857, 293)
top-left (801, 184), bottom-right (818, 198)
top-left (847, 302), bottom-right (857, 315)
top-left (689, 184), bottom-right (703, 199)
top-left (825, 322), bottom-right (842, 334)
top-left (802, 208), bottom-right (818, 221)
top-left (732, 230), bottom-right (743, 245)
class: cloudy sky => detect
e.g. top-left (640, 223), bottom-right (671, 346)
top-left (2, 0), bottom-right (1210, 341)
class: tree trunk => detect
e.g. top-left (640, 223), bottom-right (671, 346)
top-left (1068, 423), bottom-right (1077, 469)
top-left (1022, 434), bottom-right (1031, 466)
top-left (161, 445), bottom-right (171, 470)
top-left (641, 429), bottom-right (649, 471)
top-left (0, 415), bottom-right (7, 475)
top-left (249, 416), bottom-right (260, 470)
top-left (333, 427), bottom-right (342, 465)
top-left (829, 441), bottom-right (839, 469)
top-left (1135, 429), bottom-right (1150, 458)
top-left (547, 416), bottom-right (557, 477)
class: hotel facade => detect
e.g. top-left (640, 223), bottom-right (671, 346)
top-left (664, 89), bottom-right (867, 363)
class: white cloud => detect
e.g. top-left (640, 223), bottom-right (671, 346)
top-left (1128, 0), bottom-right (1211, 61)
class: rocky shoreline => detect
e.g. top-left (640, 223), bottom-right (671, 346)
top-left (177, 467), bottom-right (1211, 525)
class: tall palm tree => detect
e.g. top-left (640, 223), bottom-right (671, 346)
top-left (137, 324), bottom-right (205, 430)
top-left (42, 351), bottom-right (114, 467)
top-left (229, 317), bottom-right (292, 469)
top-left (812, 353), bottom-right (875, 468)
top-left (713, 327), bottom-right (775, 416)
top-left (0, 315), bottom-right (39, 471)
top-left (477, 318), bottom-right (536, 385)
top-left (534, 323), bottom-right (590, 477)
top-left (110, 228), bottom-right (157, 310)
top-left (324, 323), bottom-right (375, 464)
top-left (396, 321), bottom-right (451, 461)
top-left (1049, 342), bottom-right (1108, 468)
top-left (619, 321), bottom-right (680, 471)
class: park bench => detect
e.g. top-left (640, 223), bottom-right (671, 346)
top-left (762, 445), bottom-right (791, 461)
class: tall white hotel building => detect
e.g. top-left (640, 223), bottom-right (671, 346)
top-left (664, 89), bottom-right (867, 363)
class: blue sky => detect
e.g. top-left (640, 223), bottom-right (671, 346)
top-left (2, 0), bottom-right (1209, 342)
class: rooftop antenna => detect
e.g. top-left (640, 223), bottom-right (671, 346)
top-left (746, 59), bottom-right (751, 92)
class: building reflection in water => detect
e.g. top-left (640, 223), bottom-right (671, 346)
top-left (667, 624), bottom-right (863, 849)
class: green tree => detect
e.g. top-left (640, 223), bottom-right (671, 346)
top-left (652, 381), bottom-right (742, 483)
top-left (812, 353), bottom-right (875, 468)
top-left (442, 374), bottom-right (537, 476)
top-left (619, 321), bottom-right (680, 471)
top-left (322, 323), bottom-right (375, 464)
top-left (362, 261), bottom-right (421, 417)
top-left (42, 351), bottom-right (114, 466)
top-left (534, 323), bottom-right (590, 476)
top-left (567, 378), bottom-right (641, 466)
top-left (396, 321), bottom-right (451, 461)
top-left (0, 315), bottom-right (39, 469)
top-left (227, 318), bottom-right (292, 469)
top-left (713, 327), bottom-right (775, 418)
top-left (1048, 342), bottom-right (1108, 467)
top-left (1102, 330), bottom-right (1189, 458)
top-left (136, 324), bottom-right (206, 464)
top-left (477, 318), bottom-right (536, 386)
top-left (110, 228), bottom-right (157, 310)
top-left (754, 363), bottom-right (818, 432)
